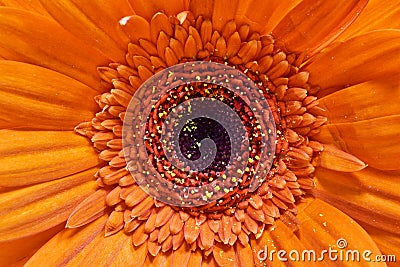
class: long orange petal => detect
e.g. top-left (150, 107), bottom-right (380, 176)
top-left (66, 189), bottom-right (108, 228)
top-left (188, 0), bottom-right (213, 19)
top-left (128, 0), bottom-right (188, 21)
top-left (338, 0), bottom-right (400, 41)
top-left (361, 225), bottom-right (400, 267)
top-left (317, 144), bottom-right (367, 172)
top-left (313, 115), bottom-right (400, 170)
top-left (272, 0), bottom-right (368, 57)
top-left (67, 230), bottom-right (130, 266)
top-left (0, 0), bottom-right (49, 16)
top-left (213, 242), bottom-right (238, 266)
top-left (0, 7), bottom-right (108, 89)
top-left (235, 0), bottom-right (281, 33)
top-left (111, 235), bottom-right (148, 267)
top-left (172, 243), bottom-right (191, 267)
top-left (319, 76), bottom-right (400, 123)
top-left (252, 198), bottom-right (385, 266)
top-left (0, 131), bottom-right (100, 187)
top-left (187, 250), bottom-right (202, 267)
top-left (211, 0), bottom-right (239, 31)
top-left (24, 215), bottom-right (105, 266)
top-left (0, 168), bottom-right (97, 241)
top-left (305, 30), bottom-right (400, 97)
top-left (235, 242), bottom-right (254, 267)
top-left (272, 0), bottom-right (368, 56)
top-left (39, 0), bottom-right (134, 62)
top-left (251, 222), bottom-right (313, 267)
top-left (261, 0), bottom-right (303, 34)
top-left (0, 224), bottom-right (63, 266)
top-left (313, 167), bottom-right (400, 236)
top-left (296, 198), bottom-right (386, 267)
top-left (0, 60), bottom-right (98, 130)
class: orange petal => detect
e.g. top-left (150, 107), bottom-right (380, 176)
top-left (296, 198), bottom-right (386, 267)
top-left (313, 115), bottom-right (400, 170)
top-left (24, 215), bottom-right (105, 266)
top-left (211, 0), bottom-right (239, 31)
top-left (39, 0), bottom-right (134, 62)
top-left (187, 250), bottom-right (202, 267)
top-left (213, 242), bottom-right (238, 266)
top-left (26, 216), bottom-right (148, 266)
top-left (319, 76), bottom-right (400, 123)
top-left (0, 224), bottom-right (63, 266)
top-left (144, 251), bottom-right (171, 267)
top-left (305, 30), bottom-right (400, 96)
top-left (66, 189), bottom-right (108, 228)
top-left (129, 0), bottom-right (188, 21)
top-left (251, 220), bottom-right (312, 267)
top-left (111, 233), bottom-right (147, 267)
top-left (361, 225), bottom-right (400, 265)
top-left (119, 15), bottom-right (151, 43)
top-left (272, 0), bottom-right (368, 57)
top-left (184, 217), bottom-right (200, 244)
top-left (234, 0), bottom-right (281, 33)
top-left (150, 12), bottom-right (173, 43)
top-left (338, 0), bottom-right (400, 41)
top-left (317, 144), bottom-right (367, 172)
top-left (199, 220), bottom-right (214, 250)
top-left (0, 168), bottom-right (97, 241)
top-left (0, 7), bottom-right (108, 89)
top-left (235, 243), bottom-right (254, 267)
top-left (262, 0), bottom-right (303, 34)
top-left (172, 243), bottom-right (191, 267)
top-left (313, 167), bottom-right (400, 236)
top-left (0, 131), bottom-right (100, 187)
top-left (67, 230), bottom-right (129, 266)
top-left (0, 60), bottom-right (98, 130)
top-left (0, 0), bottom-right (49, 16)
top-left (188, 0), bottom-right (213, 19)
top-left (252, 198), bottom-right (385, 266)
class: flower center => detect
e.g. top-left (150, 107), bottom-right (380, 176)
top-left (122, 61), bottom-right (276, 210)
top-left (75, 11), bottom-right (327, 252)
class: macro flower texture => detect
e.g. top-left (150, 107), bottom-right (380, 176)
top-left (0, 0), bottom-right (399, 266)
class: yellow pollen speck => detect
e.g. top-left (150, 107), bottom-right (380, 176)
top-left (205, 191), bottom-right (213, 198)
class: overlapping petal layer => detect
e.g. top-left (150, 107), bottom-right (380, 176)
top-left (129, 0), bottom-right (188, 21)
top-left (0, 0), bottom-right (48, 16)
top-left (314, 115), bottom-right (400, 170)
top-left (0, 7), bottom-right (108, 89)
top-left (339, 0), bottom-right (400, 40)
top-left (272, 0), bottom-right (368, 57)
top-left (0, 60), bottom-right (98, 130)
top-left (313, 167), bottom-right (400, 235)
top-left (0, 131), bottom-right (100, 187)
top-left (0, 168), bottom-right (98, 241)
top-left (39, 0), bottom-right (134, 62)
top-left (305, 30), bottom-right (400, 96)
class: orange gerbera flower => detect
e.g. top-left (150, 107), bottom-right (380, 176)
top-left (0, 0), bottom-right (399, 266)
